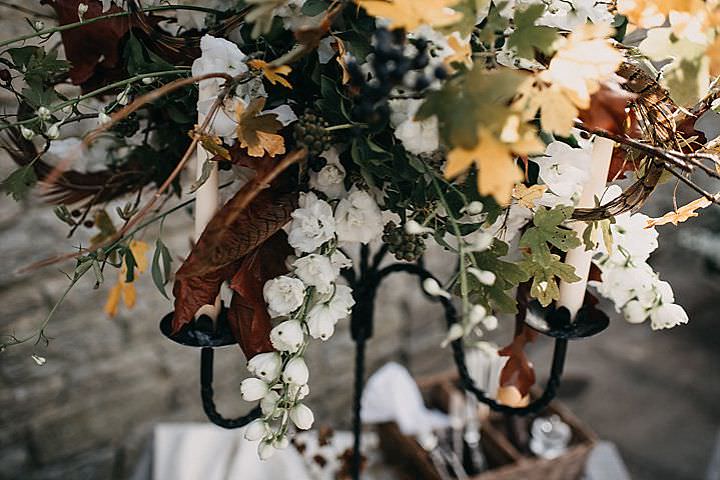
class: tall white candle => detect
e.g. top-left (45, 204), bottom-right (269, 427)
top-left (193, 89), bottom-right (221, 322)
top-left (557, 136), bottom-right (615, 318)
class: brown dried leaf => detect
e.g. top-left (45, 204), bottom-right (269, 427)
top-left (236, 98), bottom-right (286, 158)
top-left (498, 325), bottom-right (537, 398)
top-left (228, 231), bottom-right (293, 358)
top-left (41, 0), bottom-right (131, 91)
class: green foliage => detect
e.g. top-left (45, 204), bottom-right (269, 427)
top-left (507, 4), bottom-right (558, 60)
top-left (1, 165), bottom-right (37, 200)
top-left (417, 67), bottom-right (528, 149)
top-left (470, 239), bottom-right (530, 314)
top-left (518, 206), bottom-right (581, 306)
top-left (301, 0), bottom-right (330, 16)
top-left (151, 239), bottom-right (173, 299)
top-left (7, 46), bottom-right (69, 85)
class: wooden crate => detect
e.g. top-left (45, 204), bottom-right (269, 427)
top-left (376, 371), bottom-right (596, 480)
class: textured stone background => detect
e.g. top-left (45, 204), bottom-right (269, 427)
top-left (1, 3), bottom-right (719, 480)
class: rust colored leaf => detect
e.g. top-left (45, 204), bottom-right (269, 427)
top-left (578, 83), bottom-right (637, 135)
top-left (498, 325), bottom-right (537, 397)
top-left (171, 260), bottom-right (240, 334)
top-left (228, 231), bottom-right (293, 358)
top-left (41, 0), bottom-right (131, 91)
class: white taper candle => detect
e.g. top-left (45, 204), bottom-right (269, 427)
top-left (193, 88), bottom-right (221, 322)
top-left (557, 136), bottom-right (615, 319)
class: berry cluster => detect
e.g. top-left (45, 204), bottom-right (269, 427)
top-left (347, 28), bottom-right (447, 124)
top-left (382, 221), bottom-right (428, 262)
top-left (293, 110), bottom-right (333, 169)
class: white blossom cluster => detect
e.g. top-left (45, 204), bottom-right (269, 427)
top-left (241, 188), bottom-right (384, 459)
top-left (590, 186), bottom-right (689, 330)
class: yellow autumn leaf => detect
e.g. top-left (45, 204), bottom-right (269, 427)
top-left (444, 34), bottom-right (473, 71)
top-left (248, 59), bottom-right (293, 89)
top-left (645, 195), bottom-right (714, 227)
top-left (356, 0), bottom-right (462, 31)
top-left (513, 184), bottom-right (547, 209)
top-left (445, 129), bottom-right (525, 205)
top-left (332, 36), bottom-right (352, 84)
top-left (522, 83), bottom-right (579, 137)
top-left (104, 240), bottom-right (149, 317)
top-left (235, 97), bottom-right (287, 158)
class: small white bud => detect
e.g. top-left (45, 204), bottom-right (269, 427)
top-left (31, 354), bottom-right (46, 366)
top-left (482, 315), bottom-right (498, 331)
top-left (45, 122), bottom-right (61, 140)
top-left (466, 232), bottom-right (494, 252)
top-left (468, 304), bottom-right (487, 326)
top-left (36, 106), bottom-right (51, 121)
top-left (461, 201), bottom-right (484, 216)
top-left (273, 436), bottom-right (289, 449)
top-left (260, 390), bottom-right (280, 416)
top-left (20, 126), bottom-right (35, 140)
top-left (247, 352), bottom-right (282, 382)
top-left (290, 383), bottom-right (310, 400)
top-left (258, 440), bottom-right (276, 460)
top-left (405, 220), bottom-right (433, 235)
top-left (422, 278), bottom-right (451, 299)
top-left (142, 77), bottom-right (155, 85)
top-left (33, 21), bottom-right (45, 31)
top-left (97, 111), bottom-right (112, 126)
top-left (240, 377), bottom-right (269, 401)
top-left (290, 403), bottom-right (315, 430)
top-left (244, 419), bottom-right (268, 441)
top-left (282, 357), bottom-right (309, 385)
top-left (468, 267), bottom-right (496, 286)
top-left (116, 87), bottom-right (130, 106)
top-left (77, 3), bottom-right (88, 21)
top-left (441, 324), bottom-right (464, 347)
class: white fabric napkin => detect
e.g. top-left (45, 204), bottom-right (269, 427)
top-left (360, 362), bottom-right (449, 435)
top-left (152, 423), bottom-right (310, 480)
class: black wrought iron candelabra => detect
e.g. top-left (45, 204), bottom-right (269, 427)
top-left (160, 244), bottom-right (609, 480)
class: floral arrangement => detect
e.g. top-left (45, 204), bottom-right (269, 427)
top-left (1, 0), bottom-right (720, 461)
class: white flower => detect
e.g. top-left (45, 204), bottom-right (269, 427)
top-left (77, 3), bottom-right (88, 21)
top-left (533, 141), bottom-right (591, 201)
top-left (306, 285), bottom-right (355, 340)
top-left (330, 250), bottom-right (353, 273)
top-left (422, 278), bottom-right (452, 299)
top-left (97, 111), bottom-right (112, 126)
top-left (116, 86), bottom-right (130, 106)
top-left (247, 352), bottom-right (282, 382)
top-left (389, 99), bottom-right (439, 155)
top-left (289, 383), bottom-right (310, 400)
top-left (244, 419), bottom-right (269, 441)
top-left (36, 106), bottom-right (51, 121)
top-left (283, 357), bottom-right (310, 385)
top-left (604, 213), bottom-right (659, 264)
top-left (290, 403), bottom-right (315, 430)
top-left (260, 390), bottom-right (280, 416)
top-left (192, 35), bottom-right (248, 98)
top-left (335, 190), bottom-right (384, 244)
top-left (258, 440), bottom-right (276, 460)
top-left (20, 126), bottom-right (35, 140)
top-left (650, 303), bottom-right (689, 330)
top-left (309, 148), bottom-right (346, 199)
top-left (270, 320), bottom-right (305, 353)
top-left (623, 300), bottom-right (648, 324)
top-left (288, 192), bottom-right (336, 253)
top-left (293, 254), bottom-right (337, 292)
top-left (263, 276), bottom-right (305, 317)
top-left (273, 436), bottom-right (290, 449)
top-left (31, 354), bottom-right (46, 366)
top-left (465, 231), bottom-right (494, 252)
top-left (45, 122), bottom-right (61, 140)
top-left (405, 220), bottom-right (433, 235)
top-left (240, 378), bottom-right (270, 401)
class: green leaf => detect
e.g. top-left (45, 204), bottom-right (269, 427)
top-left (470, 239), bottom-right (530, 314)
top-left (519, 254), bottom-right (580, 306)
top-left (151, 239), bottom-right (173, 299)
top-left (124, 248), bottom-right (137, 283)
top-left (507, 4), bottom-right (559, 60)
top-left (188, 159), bottom-right (216, 193)
top-left (302, 0), bottom-right (330, 16)
top-left (2, 165), bottom-right (37, 200)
